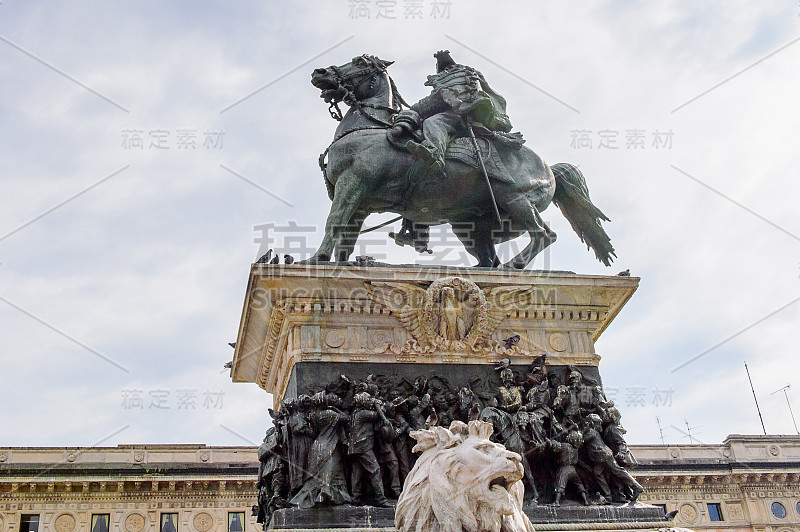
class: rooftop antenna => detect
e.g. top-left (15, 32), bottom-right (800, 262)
top-left (684, 419), bottom-right (701, 444)
top-left (744, 362), bottom-right (767, 435)
top-left (770, 385), bottom-right (799, 435)
top-left (656, 416), bottom-right (666, 444)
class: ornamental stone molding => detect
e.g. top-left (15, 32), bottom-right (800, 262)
top-left (767, 444), bottom-right (781, 457)
top-left (192, 512), bottom-right (214, 531)
top-left (367, 276), bottom-right (511, 353)
top-left (679, 503), bottom-right (699, 524)
top-left (727, 502), bottom-right (745, 520)
top-left (123, 513), bottom-right (146, 532)
top-left (53, 513), bottom-right (76, 532)
top-left (230, 265), bottom-right (639, 403)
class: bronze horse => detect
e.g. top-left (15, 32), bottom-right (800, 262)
top-left (305, 54), bottom-right (615, 268)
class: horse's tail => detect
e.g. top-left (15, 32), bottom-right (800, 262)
top-left (551, 163), bottom-right (616, 266)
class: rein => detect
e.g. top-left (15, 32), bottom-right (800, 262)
top-left (331, 124), bottom-right (388, 144)
top-left (317, 55), bottom-right (409, 205)
top-left (324, 55), bottom-right (404, 123)
top-left (320, 57), bottom-right (404, 156)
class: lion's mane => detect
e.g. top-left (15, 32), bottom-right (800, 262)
top-left (395, 420), bottom-right (534, 532)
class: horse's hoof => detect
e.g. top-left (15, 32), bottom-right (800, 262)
top-left (500, 262), bottom-right (525, 270)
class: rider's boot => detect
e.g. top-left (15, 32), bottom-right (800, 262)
top-left (407, 140), bottom-right (445, 178)
top-left (389, 219), bottom-right (415, 248)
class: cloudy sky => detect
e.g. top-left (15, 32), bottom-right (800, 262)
top-left (1, 1), bottom-right (799, 450)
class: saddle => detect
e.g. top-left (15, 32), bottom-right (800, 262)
top-left (387, 111), bottom-right (524, 185)
top-left (444, 135), bottom-right (516, 184)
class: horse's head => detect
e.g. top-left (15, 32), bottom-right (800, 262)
top-left (311, 54), bottom-right (394, 106)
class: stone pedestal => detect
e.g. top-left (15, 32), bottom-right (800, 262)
top-left (229, 264), bottom-right (679, 532)
top-left (268, 503), bottom-right (673, 531)
top-left (230, 264), bottom-right (639, 403)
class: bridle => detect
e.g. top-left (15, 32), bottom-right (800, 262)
top-left (323, 54), bottom-right (405, 121)
top-left (316, 54), bottom-right (412, 198)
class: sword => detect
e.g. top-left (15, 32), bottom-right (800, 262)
top-left (359, 215), bottom-right (402, 234)
top-left (467, 123), bottom-right (503, 226)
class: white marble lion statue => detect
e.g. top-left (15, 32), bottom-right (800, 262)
top-left (395, 420), bottom-right (535, 532)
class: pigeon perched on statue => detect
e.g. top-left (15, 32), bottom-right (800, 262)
top-left (256, 249), bottom-right (273, 264)
top-left (503, 334), bottom-right (521, 349)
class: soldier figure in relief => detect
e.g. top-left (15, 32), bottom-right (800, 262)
top-left (549, 431), bottom-right (589, 506)
top-left (388, 403), bottom-right (414, 483)
top-left (407, 393), bottom-right (433, 431)
top-left (347, 392), bottom-right (393, 507)
top-left (289, 393), bottom-right (351, 509)
top-left (581, 414), bottom-right (644, 503)
top-left (553, 369), bottom-right (586, 430)
top-left (285, 397), bottom-right (314, 497)
top-left (524, 376), bottom-right (551, 446)
top-left (602, 404), bottom-right (638, 469)
top-left (256, 424), bottom-right (289, 525)
top-left (498, 366), bottom-right (524, 413)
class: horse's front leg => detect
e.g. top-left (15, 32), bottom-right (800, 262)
top-left (335, 210), bottom-right (368, 262)
top-left (307, 172), bottom-right (367, 263)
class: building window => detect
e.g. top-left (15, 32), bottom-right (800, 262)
top-left (91, 514), bottom-right (110, 532)
top-left (19, 515), bottom-right (40, 532)
top-left (160, 513), bottom-right (179, 532)
top-left (228, 512), bottom-right (245, 532)
top-left (796, 501), bottom-right (800, 516)
top-left (707, 503), bottom-right (724, 521)
top-left (771, 502), bottom-right (786, 519)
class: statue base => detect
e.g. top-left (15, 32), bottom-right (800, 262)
top-left (231, 265), bottom-right (664, 532)
top-left (268, 503), bottom-right (671, 530)
top-left (230, 264), bottom-right (639, 403)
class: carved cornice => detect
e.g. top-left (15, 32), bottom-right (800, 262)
top-left (231, 266), bottom-right (640, 398)
top-left (635, 470), bottom-right (800, 492)
top-left (254, 280), bottom-right (606, 389)
top-left (0, 478), bottom-right (256, 498)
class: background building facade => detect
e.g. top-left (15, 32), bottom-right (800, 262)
top-left (635, 435), bottom-right (800, 532)
top-left (0, 445), bottom-right (257, 532)
top-left (1, 435), bottom-right (798, 532)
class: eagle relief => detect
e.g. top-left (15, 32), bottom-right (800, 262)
top-left (367, 276), bottom-right (531, 355)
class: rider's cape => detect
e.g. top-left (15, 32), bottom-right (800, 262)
top-left (424, 65), bottom-right (513, 133)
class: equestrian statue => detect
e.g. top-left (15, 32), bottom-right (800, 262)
top-left (305, 51), bottom-right (615, 269)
